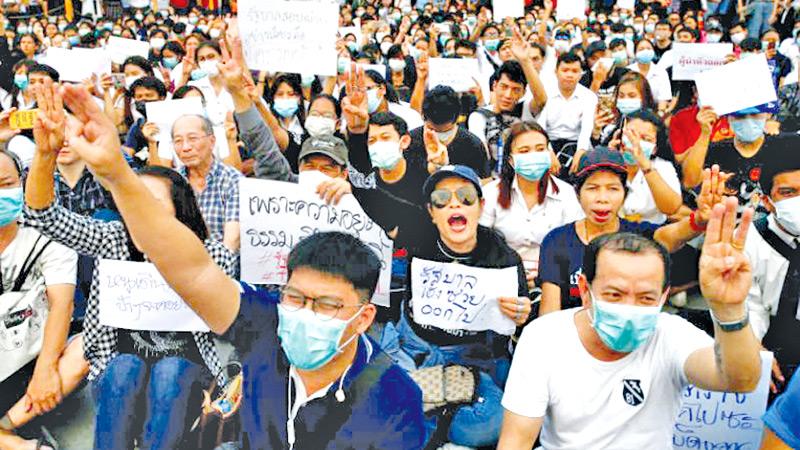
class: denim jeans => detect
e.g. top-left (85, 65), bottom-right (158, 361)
top-left (747, 1), bottom-right (774, 38)
top-left (92, 354), bottom-right (204, 450)
top-left (381, 314), bottom-right (510, 447)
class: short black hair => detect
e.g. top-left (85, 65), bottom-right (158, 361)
top-left (130, 76), bottom-right (167, 98)
top-left (529, 42), bottom-right (546, 58)
top-left (655, 20), bottom-right (672, 28)
top-left (287, 232), bottom-right (381, 301)
top-left (370, 111), bottom-right (408, 136)
top-left (740, 37), bottom-right (761, 52)
top-left (29, 63), bottom-right (60, 82)
top-left (610, 23), bottom-right (626, 33)
top-left (609, 38), bottom-right (627, 50)
top-left (123, 56), bottom-right (154, 76)
top-left (495, 60), bottom-right (527, 87)
top-left (677, 27), bottom-right (699, 41)
top-left (761, 149), bottom-right (800, 195)
top-left (423, 85), bottom-right (460, 125)
top-left (583, 232), bottom-right (671, 291)
top-left (310, 93), bottom-right (342, 119)
top-left (556, 51), bottom-right (582, 68)
top-left (455, 39), bottom-right (477, 53)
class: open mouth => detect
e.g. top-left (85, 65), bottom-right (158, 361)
top-left (592, 210), bottom-right (612, 222)
top-left (447, 214), bottom-right (468, 232)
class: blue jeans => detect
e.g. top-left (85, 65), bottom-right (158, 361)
top-left (92, 354), bottom-right (204, 450)
top-left (381, 314), bottom-right (509, 447)
top-left (747, 1), bottom-right (774, 38)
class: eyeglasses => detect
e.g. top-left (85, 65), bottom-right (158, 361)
top-left (172, 134), bottom-right (211, 148)
top-left (279, 286), bottom-right (362, 321)
top-left (430, 185), bottom-right (479, 209)
top-left (308, 111), bottom-right (337, 120)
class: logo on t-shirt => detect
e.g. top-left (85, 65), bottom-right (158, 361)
top-left (622, 379), bottom-right (644, 406)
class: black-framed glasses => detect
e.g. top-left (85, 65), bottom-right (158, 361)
top-left (430, 186), bottom-right (479, 209)
top-left (279, 286), bottom-right (361, 321)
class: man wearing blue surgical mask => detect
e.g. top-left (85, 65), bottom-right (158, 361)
top-left (500, 223), bottom-right (763, 449)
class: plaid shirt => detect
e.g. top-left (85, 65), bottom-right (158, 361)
top-left (23, 203), bottom-right (236, 382)
top-left (181, 159), bottom-right (241, 242)
top-left (54, 169), bottom-right (111, 217)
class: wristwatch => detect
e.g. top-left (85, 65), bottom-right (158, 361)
top-left (710, 310), bottom-right (750, 332)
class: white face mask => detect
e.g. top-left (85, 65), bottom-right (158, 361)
top-left (125, 75), bottom-right (141, 90)
top-left (199, 59), bottom-right (219, 77)
top-left (305, 116), bottom-right (336, 138)
top-left (150, 37), bottom-right (165, 50)
top-left (209, 28), bottom-right (222, 39)
top-left (774, 195), bottom-right (800, 236)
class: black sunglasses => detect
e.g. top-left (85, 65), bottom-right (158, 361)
top-left (430, 185), bottom-right (479, 209)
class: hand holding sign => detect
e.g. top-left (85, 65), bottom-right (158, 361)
top-left (0, 108), bottom-right (21, 142)
top-left (498, 296), bottom-right (532, 325)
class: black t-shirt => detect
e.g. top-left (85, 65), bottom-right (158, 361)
top-left (580, 66), bottom-right (630, 98)
top-left (705, 133), bottom-right (794, 212)
top-left (654, 41), bottom-right (672, 62)
top-left (407, 126), bottom-right (490, 178)
top-left (403, 225), bottom-right (528, 347)
top-left (538, 220), bottom-right (660, 309)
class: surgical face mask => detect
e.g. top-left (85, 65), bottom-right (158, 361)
top-left (189, 16), bottom-right (199, 24)
top-left (635, 49), bottom-right (655, 64)
top-left (773, 195), bottom-right (800, 236)
top-left (435, 126), bottom-right (458, 143)
top-left (124, 75), bottom-right (141, 90)
top-left (346, 41), bottom-right (359, 52)
top-left (513, 151), bottom-right (551, 181)
top-left (199, 59), bottom-right (219, 78)
top-left (554, 39), bottom-right (571, 53)
top-left (375, 32), bottom-right (388, 43)
top-left (191, 68), bottom-right (208, 80)
top-left (58, 23), bottom-right (67, 32)
top-left (135, 14), bottom-right (144, 21)
top-left (368, 140), bottom-right (403, 170)
top-left (484, 38), bottom-right (500, 51)
top-left (305, 115), bottom-right (336, 138)
top-left (68, 35), bottom-right (80, 46)
top-left (622, 134), bottom-right (655, 164)
top-left (610, 15), bottom-right (620, 23)
top-left (589, 289), bottom-right (662, 353)
top-left (731, 117), bottom-right (766, 143)
top-left (407, 45), bottom-right (422, 60)
top-left (380, 41), bottom-right (393, 55)
top-left (731, 32), bottom-right (747, 45)
top-left (612, 50), bottom-right (628, 65)
top-left (209, 28), bottom-right (221, 39)
top-left (13, 74), bottom-right (28, 91)
top-left (0, 187), bottom-right (23, 227)
top-left (301, 73), bottom-right (315, 88)
top-left (706, 33), bottom-right (722, 43)
top-left (78, 27), bottom-right (91, 37)
top-left (388, 58), bottom-right (406, 73)
top-left (150, 37), bottom-right (165, 50)
top-left (633, 24), bottom-right (644, 34)
top-left (367, 88), bottom-right (382, 113)
top-left (624, 33), bottom-right (635, 41)
top-left (163, 56), bottom-right (179, 69)
top-left (273, 97), bottom-right (299, 118)
top-left (616, 98), bottom-right (641, 116)
top-left (277, 303), bottom-right (363, 371)
top-left (337, 57), bottom-right (350, 74)
top-left (645, 23), bottom-right (656, 33)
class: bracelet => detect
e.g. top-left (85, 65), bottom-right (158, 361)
top-left (689, 211), bottom-right (707, 232)
top-left (710, 309), bottom-right (750, 332)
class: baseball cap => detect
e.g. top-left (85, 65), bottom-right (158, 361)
top-left (298, 135), bottom-right (349, 166)
top-left (574, 146), bottom-right (627, 180)
top-left (422, 165), bottom-right (483, 200)
top-left (728, 101), bottom-right (780, 117)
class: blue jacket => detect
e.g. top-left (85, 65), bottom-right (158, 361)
top-left (224, 283), bottom-right (426, 450)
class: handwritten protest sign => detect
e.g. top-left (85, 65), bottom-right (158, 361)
top-left (695, 54), bottom-right (777, 116)
top-left (9, 109), bottom-right (37, 130)
top-left (428, 58), bottom-right (480, 92)
top-left (672, 43), bottom-right (733, 81)
top-left (238, 0), bottom-right (339, 76)
top-left (672, 351), bottom-right (772, 449)
top-left (97, 259), bottom-right (210, 332)
top-left (105, 36), bottom-right (150, 65)
top-left (493, 0), bottom-right (524, 19)
top-left (556, 0), bottom-right (586, 21)
top-left (410, 258), bottom-right (518, 335)
top-left (240, 177), bottom-right (394, 306)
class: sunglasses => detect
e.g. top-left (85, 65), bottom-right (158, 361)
top-left (430, 186), bottom-right (479, 209)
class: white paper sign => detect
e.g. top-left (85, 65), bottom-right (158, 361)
top-left (672, 43), bottom-right (733, 81)
top-left (428, 57), bottom-right (481, 92)
top-left (238, 0), bottom-right (339, 77)
top-left (40, 48), bottom-right (110, 82)
top-left (105, 36), bottom-right (150, 65)
top-left (672, 352), bottom-right (772, 449)
top-left (616, 0), bottom-right (635, 10)
top-left (410, 258), bottom-right (518, 335)
top-left (145, 98), bottom-right (205, 144)
top-left (493, 0), bottom-right (524, 19)
top-left (556, 0), bottom-right (586, 21)
top-left (695, 54), bottom-right (777, 116)
top-left (359, 63), bottom-right (388, 78)
top-left (97, 259), bottom-right (210, 332)
top-left (239, 178), bottom-right (394, 307)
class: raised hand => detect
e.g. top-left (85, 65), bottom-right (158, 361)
top-left (0, 108), bottom-right (20, 143)
top-left (416, 52), bottom-right (429, 81)
top-left (142, 122), bottom-right (160, 143)
top-left (423, 125), bottom-right (449, 173)
top-left (218, 38), bottom-right (246, 96)
top-left (341, 64), bottom-right (369, 133)
top-left (695, 164), bottom-right (731, 225)
top-left (699, 196), bottom-right (754, 319)
top-left (32, 79), bottom-right (66, 155)
top-left (621, 127), bottom-right (652, 171)
top-left (696, 106), bottom-right (718, 135)
top-left (60, 84), bottom-right (126, 180)
top-left (509, 26), bottom-right (531, 63)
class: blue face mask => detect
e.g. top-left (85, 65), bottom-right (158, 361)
top-left (367, 88), bottom-right (382, 113)
top-left (273, 98), bottom-right (299, 118)
top-left (301, 74), bottom-right (315, 88)
top-left (635, 49), bottom-right (655, 64)
top-left (589, 289), bottom-right (662, 353)
top-left (346, 41), bottom-right (359, 53)
top-left (190, 68), bottom-right (207, 80)
top-left (13, 74), bottom-right (28, 91)
top-left (616, 98), bottom-right (641, 116)
top-left (0, 187), bottom-right (23, 227)
top-left (484, 38), bottom-right (500, 51)
top-left (277, 304), bottom-right (364, 371)
top-left (337, 57), bottom-right (350, 74)
top-left (621, 134), bottom-right (656, 165)
top-left (513, 151), bottom-right (551, 181)
top-left (68, 35), bottom-right (80, 46)
top-left (731, 117), bottom-right (766, 143)
top-left (162, 57), bottom-right (179, 69)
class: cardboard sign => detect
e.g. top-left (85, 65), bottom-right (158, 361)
top-left (239, 177), bottom-right (394, 307)
top-left (672, 352), bottom-right (773, 449)
top-left (238, 0), bottom-right (339, 76)
top-left (97, 259), bottom-right (210, 332)
top-left (695, 54), bottom-right (777, 116)
top-left (672, 43), bottom-right (733, 81)
top-left (410, 258), bottom-right (518, 335)
top-left (9, 109), bottom-right (37, 130)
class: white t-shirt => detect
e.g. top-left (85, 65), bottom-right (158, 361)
top-left (622, 157), bottom-right (681, 225)
top-left (1, 226), bottom-right (77, 291)
top-left (502, 308), bottom-right (713, 450)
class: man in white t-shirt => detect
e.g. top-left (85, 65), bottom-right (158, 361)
top-left (498, 197), bottom-right (763, 450)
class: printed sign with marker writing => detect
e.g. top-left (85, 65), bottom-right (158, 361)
top-left (410, 258), bottom-right (518, 335)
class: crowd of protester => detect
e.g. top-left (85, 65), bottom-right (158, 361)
top-left (0, 0), bottom-right (798, 448)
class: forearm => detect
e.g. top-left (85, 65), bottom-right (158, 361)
top-left (223, 137), bottom-right (242, 171)
top-left (409, 76), bottom-right (427, 114)
top-left (644, 170), bottom-right (683, 216)
top-left (26, 151), bottom-right (57, 209)
top-left (147, 141), bottom-right (170, 167)
top-left (35, 289), bottom-right (73, 369)
top-left (711, 316), bottom-right (762, 391)
top-left (539, 282), bottom-right (561, 315)
top-left (653, 215), bottom-right (701, 253)
top-left (223, 221), bottom-right (240, 252)
top-left (237, 106), bottom-right (295, 182)
top-left (681, 130), bottom-right (711, 188)
top-left (521, 60), bottom-right (547, 115)
top-left (255, 101), bottom-right (290, 150)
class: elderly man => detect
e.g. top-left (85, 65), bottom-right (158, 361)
top-left (172, 114), bottom-right (241, 251)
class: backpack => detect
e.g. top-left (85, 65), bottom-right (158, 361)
top-left (0, 235), bottom-right (53, 382)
